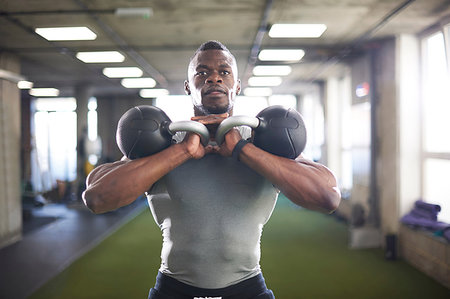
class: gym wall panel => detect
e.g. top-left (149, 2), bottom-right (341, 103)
top-left (0, 52), bottom-right (22, 249)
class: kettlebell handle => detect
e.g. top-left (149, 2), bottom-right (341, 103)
top-left (168, 121), bottom-right (210, 146)
top-left (215, 116), bottom-right (261, 145)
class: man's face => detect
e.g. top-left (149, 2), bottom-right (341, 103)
top-left (185, 50), bottom-right (241, 115)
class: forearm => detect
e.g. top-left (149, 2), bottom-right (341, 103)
top-left (82, 143), bottom-right (192, 213)
top-left (239, 144), bottom-right (341, 213)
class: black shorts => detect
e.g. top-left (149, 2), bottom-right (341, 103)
top-left (148, 272), bottom-right (275, 299)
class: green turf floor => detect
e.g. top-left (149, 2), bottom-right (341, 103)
top-left (30, 196), bottom-right (449, 299)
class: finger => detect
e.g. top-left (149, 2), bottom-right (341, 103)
top-left (186, 132), bottom-right (201, 143)
top-left (191, 113), bottom-right (229, 121)
top-left (191, 117), bottom-right (226, 123)
top-left (197, 119), bottom-right (225, 126)
top-left (225, 128), bottom-right (242, 142)
top-left (204, 120), bottom-right (224, 126)
top-left (191, 113), bottom-right (228, 120)
top-left (204, 144), bottom-right (218, 154)
top-left (211, 145), bottom-right (220, 152)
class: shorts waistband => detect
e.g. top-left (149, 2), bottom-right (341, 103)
top-left (153, 272), bottom-right (269, 298)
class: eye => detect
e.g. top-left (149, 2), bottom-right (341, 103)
top-left (221, 70), bottom-right (230, 75)
top-left (195, 71), bottom-right (207, 76)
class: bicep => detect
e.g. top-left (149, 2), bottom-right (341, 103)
top-left (86, 160), bottom-right (127, 186)
top-left (295, 155), bottom-right (338, 186)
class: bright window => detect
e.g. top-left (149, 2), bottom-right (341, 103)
top-left (421, 28), bottom-right (450, 222)
top-left (155, 95), bottom-right (194, 121)
top-left (423, 32), bottom-right (450, 152)
top-left (87, 97), bottom-right (98, 141)
top-left (31, 98), bottom-right (77, 192)
top-left (302, 93), bottom-right (324, 161)
top-left (234, 96), bottom-right (269, 116)
top-left (86, 97), bottom-right (102, 165)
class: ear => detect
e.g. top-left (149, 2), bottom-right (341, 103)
top-left (236, 79), bottom-right (241, 95)
top-left (184, 80), bottom-right (191, 95)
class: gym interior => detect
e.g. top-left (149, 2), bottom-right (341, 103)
top-left (0, 1), bottom-right (449, 298)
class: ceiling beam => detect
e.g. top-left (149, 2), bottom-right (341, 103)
top-left (0, 69), bottom-right (26, 83)
top-left (72, 0), bottom-right (168, 88)
top-left (0, 9), bottom-right (114, 16)
top-left (305, 0), bottom-right (417, 82)
top-left (242, 0), bottom-right (273, 87)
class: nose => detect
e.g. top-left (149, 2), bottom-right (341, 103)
top-left (206, 71), bottom-right (222, 84)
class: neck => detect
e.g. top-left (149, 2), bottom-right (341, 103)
top-left (193, 106), bottom-right (233, 116)
top-left (193, 106), bottom-right (205, 116)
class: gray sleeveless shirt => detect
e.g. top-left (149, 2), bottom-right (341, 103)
top-left (146, 127), bottom-right (279, 289)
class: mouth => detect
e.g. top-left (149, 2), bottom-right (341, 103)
top-left (204, 86), bottom-right (227, 96)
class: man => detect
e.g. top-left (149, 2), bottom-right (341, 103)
top-left (83, 41), bottom-right (341, 298)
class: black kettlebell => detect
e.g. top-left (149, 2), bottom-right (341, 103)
top-left (215, 105), bottom-right (307, 159)
top-left (254, 105), bottom-right (307, 159)
top-left (116, 105), bottom-right (210, 159)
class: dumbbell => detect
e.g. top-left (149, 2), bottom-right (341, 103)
top-left (215, 105), bottom-right (307, 159)
top-left (116, 105), bottom-right (210, 159)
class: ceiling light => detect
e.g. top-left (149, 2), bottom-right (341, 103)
top-left (139, 89), bottom-right (170, 98)
top-left (258, 49), bottom-right (305, 61)
top-left (35, 27), bottom-right (97, 41)
top-left (252, 65), bottom-right (292, 76)
top-left (103, 67), bottom-right (143, 78)
top-left (17, 80), bottom-right (34, 89)
top-left (76, 51), bottom-right (125, 63)
top-left (121, 78), bottom-right (156, 88)
top-left (115, 7), bottom-right (153, 19)
top-left (29, 88), bottom-right (60, 97)
top-left (248, 76), bottom-right (282, 87)
top-left (269, 24), bottom-right (327, 38)
top-left (243, 87), bottom-right (273, 97)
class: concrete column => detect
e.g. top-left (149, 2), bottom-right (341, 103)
top-left (97, 96), bottom-right (121, 162)
top-left (21, 92), bottom-right (32, 185)
top-left (376, 38), bottom-right (397, 235)
top-left (376, 35), bottom-right (420, 237)
top-left (74, 84), bottom-right (92, 199)
top-left (0, 52), bottom-right (22, 249)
